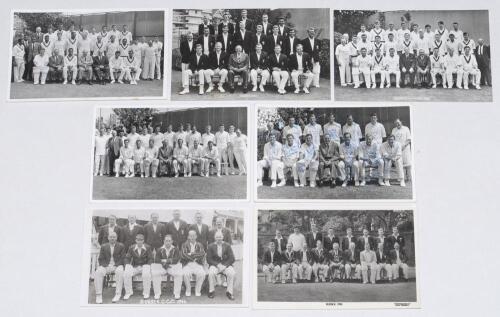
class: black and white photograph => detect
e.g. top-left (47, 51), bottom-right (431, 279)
top-left (333, 10), bottom-right (491, 102)
top-left (254, 209), bottom-right (418, 309)
top-left (10, 10), bottom-right (165, 100)
top-left (84, 209), bottom-right (245, 305)
top-left (256, 105), bottom-right (414, 200)
top-left (171, 8), bottom-right (330, 100)
top-left (92, 106), bottom-right (248, 200)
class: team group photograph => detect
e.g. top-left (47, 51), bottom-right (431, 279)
top-left (333, 10), bottom-right (492, 102)
top-left (10, 11), bottom-right (165, 99)
top-left (87, 209), bottom-right (244, 305)
top-left (255, 209), bottom-right (417, 306)
top-left (171, 8), bottom-right (331, 100)
top-left (256, 106), bottom-right (413, 200)
top-left (92, 107), bottom-right (248, 200)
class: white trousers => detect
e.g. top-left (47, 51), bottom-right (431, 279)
top-left (13, 57), bottom-right (25, 82)
top-left (151, 263), bottom-right (183, 298)
top-left (62, 66), bottom-right (76, 81)
top-left (361, 262), bottom-right (377, 283)
top-left (371, 69), bottom-right (385, 87)
top-left (376, 263), bottom-right (393, 280)
top-left (155, 55), bottom-right (162, 79)
top-left (385, 70), bottom-right (401, 86)
top-left (250, 69), bottom-right (270, 87)
top-left (94, 154), bottom-right (105, 175)
top-left (204, 158), bottom-right (221, 174)
top-left (182, 69), bottom-right (205, 88)
top-left (446, 69), bottom-right (463, 88)
top-left (430, 68), bottom-right (445, 86)
top-left (143, 158), bottom-right (159, 177)
top-left (283, 161), bottom-right (298, 181)
top-left (262, 264), bottom-right (281, 283)
top-left (297, 159), bottom-right (319, 185)
top-left (182, 262), bottom-right (206, 295)
top-left (33, 66), bottom-right (49, 84)
top-left (142, 56), bottom-right (155, 80)
top-left (272, 70), bottom-right (289, 90)
top-left (124, 67), bottom-right (141, 81)
top-left (344, 263), bottom-right (361, 279)
top-left (383, 158), bottom-right (404, 180)
top-left (123, 264), bottom-right (152, 297)
top-left (281, 263), bottom-right (298, 280)
top-left (337, 61), bottom-right (351, 85)
top-left (392, 262), bottom-right (409, 279)
top-left (352, 67), bottom-right (371, 88)
top-left (110, 67), bottom-right (124, 81)
top-left (338, 160), bottom-right (359, 181)
top-left (291, 70), bottom-right (313, 89)
top-left (233, 148), bottom-right (247, 174)
top-left (298, 262), bottom-right (312, 280)
top-left (115, 158), bottom-right (134, 175)
top-left (312, 263), bottom-right (329, 280)
top-left (312, 61), bottom-right (321, 86)
top-left (173, 159), bottom-right (190, 174)
top-left (94, 265), bottom-right (124, 296)
top-left (257, 159), bottom-right (284, 181)
top-left (218, 146), bottom-right (229, 174)
top-left (208, 265), bottom-right (235, 294)
top-left (359, 159), bottom-right (384, 181)
top-left (463, 69), bottom-right (481, 88)
top-left (204, 68), bottom-right (227, 86)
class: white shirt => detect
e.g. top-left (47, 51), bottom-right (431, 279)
top-left (202, 133), bottom-right (215, 146)
top-left (282, 125), bottom-right (302, 146)
top-left (323, 122), bottom-right (342, 143)
top-left (263, 141), bottom-right (283, 161)
top-left (303, 123), bottom-right (323, 147)
top-left (203, 36), bottom-right (210, 55)
top-left (342, 123), bottom-right (362, 147)
top-left (288, 233), bottom-right (306, 252)
top-left (64, 55), bottom-right (77, 68)
top-left (365, 122), bottom-right (386, 144)
top-left (95, 135), bottom-right (108, 155)
top-left (33, 54), bottom-right (49, 67)
top-left (215, 131), bottom-right (230, 148)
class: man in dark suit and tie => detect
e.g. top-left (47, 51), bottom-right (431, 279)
top-left (180, 32), bottom-right (196, 71)
top-left (22, 34), bottom-right (34, 81)
top-left (179, 44), bottom-right (210, 95)
top-left (208, 217), bottom-right (233, 244)
top-left (301, 27), bottom-right (322, 87)
top-left (323, 228), bottom-right (340, 251)
top-left (288, 43), bottom-right (314, 93)
top-left (270, 228), bottom-right (287, 253)
top-left (252, 25), bottom-right (267, 53)
top-left (266, 25), bottom-right (283, 55)
top-left (249, 43), bottom-right (270, 92)
top-left (399, 47), bottom-right (416, 88)
top-left (143, 212), bottom-right (167, 251)
top-left (198, 16), bottom-right (215, 36)
top-left (207, 231), bottom-right (236, 300)
top-left (387, 226), bottom-right (405, 250)
top-left (235, 9), bottom-right (254, 33)
top-left (357, 228), bottom-right (376, 252)
top-left (233, 21), bottom-right (253, 54)
top-left (197, 26), bottom-right (216, 56)
top-left (276, 17), bottom-right (290, 38)
top-left (217, 24), bottom-right (234, 53)
top-left (120, 215), bottom-right (144, 250)
top-left (166, 210), bottom-right (189, 248)
top-left (341, 227), bottom-right (357, 251)
top-left (475, 38), bottom-right (491, 86)
top-left (306, 223), bottom-right (323, 249)
top-left (218, 11), bottom-right (235, 35)
top-left (343, 240), bottom-right (360, 280)
top-left (98, 215), bottom-right (123, 245)
top-left (227, 44), bottom-right (249, 93)
top-left (108, 129), bottom-right (123, 177)
top-left (282, 29), bottom-right (300, 56)
top-left (295, 242), bottom-right (314, 281)
top-left (328, 242), bottom-right (344, 282)
top-left (92, 50), bottom-right (109, 85)
top-left (261, 241), bottom-right (281, 283)
top-left (268, 44), bottom-right (289, 94)
top-left (94, 231), bottom-right (126, 304)
top-left (260, 13), bottom-right (273, 36)
top-left (189, 212), bottom-right (210, 250)
top-left (48, 49), bottom-right (64, 83)
top-left (206, 42), bottom-right (228, 93)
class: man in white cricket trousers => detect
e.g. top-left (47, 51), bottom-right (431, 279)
top-left (94, 232), bottom-right (125, 304)
top-left (143, 139), bottom-right (159, 178)
top-left (151, 235), bottom-right (183, 300)
top-left (257, 133), bottom-right (284, 187)
top-left (180, 230), bottom-right (206, 297)
top-left (114, 138), bottom-right (134, 177)
top-left (215, 124), bottom-right (230, 175)
top-left (123, 234), bottom-right (154, 300)
top-left (297, 242), bottom-right (313, 281)
top-left (380, 134), bottom-right (405, 187)
top-left (360, 242), bottom-right (377, 284)
top-left (153, 37), bottom-right (163, 80)
top-left (335, 37), bottom-right (351, 86)
top-left (33, 47), bottom-right (49, 85)
top-left (232, 129), bottom-right (247, 175)
top-left (384, 48), bottom-right (401, 88)
top-left (94, 128), bottom-right (108, 176)
top-left (357, 134), bottom-right (385, 186)
top-left (207, 232), bottom-right (236, 300)
top-left (460, 46), bottom-right (481, 90)
top-left (296, 134), bottom-right (319, 188)
top-left (390, 242), bottom-right (409, 280)
top-left (12, 39), bottom-right (25, 83)
top-left (261, 242), bottom-right (281, 283)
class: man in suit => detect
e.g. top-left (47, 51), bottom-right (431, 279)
top-left (261, 241), bottom-right (281, 283)
top-left (288, 43), bottom-right (314, 94)
top-left (399, 47), bottom-right (416, 88)
top-left (343, 241), bottom-right (361, 280)
top-left (227, 44), bottom-right (249, 93)
top-left (189, 212), bottom-right (210, 250)
top-left (98, 215), bottom-right (122, 245)
top-left (360, 242), bottom-right (377, 284)
top-left (252, 25), bottom-right (267, 53)
top-left (312, 240), bottom-right (329, 282)
top-left (375, 242), bottom-right (392, 283)
top-left (77, 49), bottom-right (94, 85)
top-left (233, 21), bottom-right (253, 54)
top-left (123, 233), bottom-right (154, 300)
top-left (295, 242), bottom-right (314, 281)
top-left (180, 230), bottom-right (206, 297)
top-left (318, 134), bottom-right (341, 187)
top-left (475, 38), bottom-right (491, 86)
top-left (22, 34), bottom-right (34, 81)
top-left (276, 17), bottom-right (289, 38)
top-left (357, 228), bottom-right (376, 252)
top-left (268, 44), bottom-right (289, 94)
top-left (151, 235), bottom-right (183, 300)
top-left (143, 212), bottom-right (166, 251)
top-left (121, 215), bottom-right (144, 250)
top-left (260, 13), bottom-right (273, 36)
top-left (341, 227), bottom-right (356, 251)
top-left (323, 228), bottom-right (340, 251)
top-left (92, 49), bottom-right (109, 85)
top-left (389, 242), bottom-right (409, 281)
top-left (302, 27), bottom-right (322, 87)
top-left (209, 217), bottom-right (232, 244)
top-left (179, 44), bottom-right (210, 95)
top-left (207, 231), bottom-right (236, 300)
top-left (283, 29), bottom-right (300, 56)
top-left (48, 48), bottom-right (64, 83)
top-left (415, 48), bottom-right (431, 88)
top-left (249, 43), bottom-right (270, 92)
top-left (306, 224), bottom-right (323, 249)
top-left (217, 24), bottom-right (234, 53)
top-left (180, 32), bottom-right (196, 71)
top-left (280, 243), bottom-right (298, 284)
top-left (197, 26), bottom-right (215, 56)
top-left (266, 25), bottom-right (283, 55)
top-left (198, 16), bottom-right (215, 36)
top-left (218, 11), bottom-right (234, 35)
top-left (108, 130), bottom-right (123, 176)
top-left (387, 226), bottom-right (405, 250)
top-left (166, 210), bottom-right (189, 247)
top-left (235, 9), bottom-right (254, 33)
top-left (94, 231), bottom-right (126, 304)
top-left (205, 42), bottom-right (228, 93)
top-left (270, 229), bottom-right (287, 253)
top-left (329, 242), bottom-right (344, 282)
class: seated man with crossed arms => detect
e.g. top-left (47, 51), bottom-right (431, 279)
top-left (122, 50), bottom-right (142, 85)
top-left (280, 243), bottom-right (298, 284)
top-left (123, 233), bottom-right (154, 300)
top-left (172, 138), bottom-right (190, 178)
top-left (180, 230), bottom-right (206, 297)
top-left (188, 139), bottom-right (206, 176)
top-left (207, 231), bottom-right (236, 300)
top-left (296, 242), bottom-right (314, 282)
top-left (144, 139), bottom-right (159, 178)
top-left (151, 235), bottom-right (183, 300)
top-left (296, 133), bottom-right (319, 188)
top-left (257, 133), bottom-right (285, 188)
top-left (202, 141), bottom-right (221, 177)
top-left (288, 43), bottom-right (314, 94)
top-left (261, 241), bottom-right (281, 284)
top-left (94, 231), bottom-right (125, 304)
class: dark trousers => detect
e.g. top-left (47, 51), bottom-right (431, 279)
top-left (94, 66), bottom-right (109, 81)
top-left (400, 70), bottom-right (415, 87)
top-left (109, 150), bottom-right (118, 175)
top-left (477, 56), bottom-right (492, 85)
top-left (49, 68), bottom-right (63, 82)
top-left (23, 60), bottom-right (33, 81)
top-left (228, 69), bottom-right (248, 88)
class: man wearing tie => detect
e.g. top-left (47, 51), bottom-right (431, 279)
top-left (323, 228), bottom-right (340, 251)
top-left (302, 27), bottom-right (322, 88)
top-left (143, 212), bottom-right (166, 251)
top-left (98, 215), bottom-right (122, 245)
top-left (218, 11), bottom-right (234, 35)
top-left (207, 231), bottom-right (236, 300)
top-left (180, 32), bottom-right (196, 71)
top-left (180, 230), bottom-right (206, 297)
top-left (22, 34), bottom-right (34, 81)
top-left (236, 9), bottom-right (254, 33)
top-left (252, 25), bottom-right (267, 53)
top-left (151, 235), bottom-right (183, 300)
top-left (217, 25), bottom-right (233, 53)
top-left (288, 43), bottom-right (314, 94)
top-left (198, 16), bottom-right (215, 36)
top-left (389, 242), bottom-right (409, 281)
top-left (357, 228), bottom-right (375, 252)
top-left (206, 42), bottom-right (228, 93)
top-left (341, 227), bottom-right (356, 251)
top-left (271, 229), bottom-right (287, 253)
top-left (266, 25), bottom-right (283, 55)
top-left (227, 44), bottom-right (249, 93)
top-left (92, 50), bottom-right (109, 85)
top-left (48, 48), bottom-right (64, 83)
top-left (197, 27), bottom-right (215, 56)
top-left (32, 27), bottom-right (44, 57)
top-left (261, 241), bottom-right (281, 283)
top-left (306, 224), bottom-right (323, 249)
top-left (166, 210), bottom-right (189, 247)
top-left (360, 242), bottom-right (377, 284)
top-left (249, 43), bottom-right (270, 92)
top-left (387, 226), bottom-right (405, 250)
top-left (108, 130), bottom-right (123, 176)
top-left (312, 240), bottom-right (329, 282)
top-left (375, 242), bottom-right (392, 283)
top-left (123, 234), bottom-right (154, 300)
top-left (329, 243), bottom-right (344, 282)
top-left (295, 242), bottom-right (314, 281)
top-left (343, 241), bottom-right (361, 280)
top-left (120, 215), bottom-right (144, 250)
top-left (208, 217), bottom-right (233, 245)
top-left (475, 38), bottom-right (491, 86)
top-left (276, 17), bottom-right (289, 38)
top-left (179, 44), bottom-right (210, 95)
top-left (280, 243), bottom-right (298, 284)
top-left (260, 13), bottom-right (273, 36)
top-left (268, 44), bottom-right (289, 94)
top-left (282, 29), bottom-right (299, 56)
top-left (234, 21), bottom-right (252, 54)
top-left (188, 212), bottom-right (210, 250)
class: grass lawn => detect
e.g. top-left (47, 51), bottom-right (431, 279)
top-left (257, 178), bottom-right (413, 200)
top-left (257, 274), bottom-right (417, 302)
top-left (92, 174), bottom-right (246, 200)
top-left (88, 260), bottom-right (243, 305)
top-left (170, 70), bottom-right (331, 101)
top-left (10, 79), bottom-right (163, 99)
top-left (334, 84), bottom-right (492, 102)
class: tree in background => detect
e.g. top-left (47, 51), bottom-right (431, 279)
top-left (113, 108), bottom-right (159, 130)
top-left (333, 10), bottom-right (378, 39)
top-left (15, 13), bottom-right (73, 37)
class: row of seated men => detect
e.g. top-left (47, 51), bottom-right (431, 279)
top-left (179, 26), bottom-right (322, 95)
top-left (94, 124), bottom-right (247, 178)
top-left (261, 226), bottom-right (410, 284)
top-left (257, 113), bottom-right (411, 188)
top-left (94, 213), bottom-right (237, 303)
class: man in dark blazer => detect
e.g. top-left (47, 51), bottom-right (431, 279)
top-left (48, 49), bottom-right (64, 83)
top-left (259, 13), bottom-right (273, 36)
top-left (311, 240), bottom-right (329, 282)
top-left (386, 226), bottom-right (405, 250)
top-left (275, 17), bottom-right (290, 38)
top-left (328, 243), bottom-right (344, 281)
top-left (216, 24), bottom-right (234, 53)
top-left (123, 234), bottom-right (154, 299)
top-left (151, 235), bottom-right (183, 300)
top-left (98, 215), bottom-right (122, 245)
top-left (251, 25), bottom-right (267, 53)
top-left (343, 240), bottom-right (360, 280)
top-left (375, 242), bottom-right (391, 282)
top-left (94, 231), bottom-right (126, 304)
top-left (233, 21), bottom-right (253, 54)
top-left (323, 228), bottom-right (340, 251)
top-left (179, 44), bottom-right (211, 95)
top-left (92, 50), bottom-right (109, 84)
top-left (22, 34), bottom-right (34, 81)
top-left (180, 230), bottom-right (206, 297)
top-left (294, 243), bottom-right (314, 281)
top-left (208, 217), bottom-right (233, 244)
top-left (206, 231), bottom-right (236, 300)
top-left (475, 38), bottom-right (491, 86)
top-left (301, 28), bottom-right (322, 87)
top-left (270, 229), bottom-right (287, 253)
top-left (306, 224), bottom-right (323, 249)
top-left (143, 212), bottom-right (167, 251)
top-left (388, 242), bottom-right (409, 281)
top-left (180, 32), bottom-right (196, 70)
top-left (165, 210), bottom-right (189, 247)
top-left (197, 27), bottom-right (216, 56)
top-left (218, 12), bottom-right (234, 35)
top-left (282, 29), bottom-right (300, 56)
top-left (227, 45), bottom-right (249, 93)
top-left (288, 44), bottom-right (314, 93)
top-left (399, 47), bottom-right (416, 87)
top-left (188, 212), bottom-right (210, 250)
top-left (249, 43), bottom-right (270, 91)
top-left (280, 243), bottom-right (298, 283)
top-left (357, 228), bottom-right (376, 251)
top-left (206, 42), bottom-right (229, 93)
top-left (374, 227), bottom-right (390, 254)
top-left (120, 215), bottom-right (144, 250)
top-left (267, 44), bottom-right (289, 94)
top-left (108, 129), bottom-right (123, 176)
top-left (235, 9), bottom-right (254, 33)
top-left (266, 25), bottom-right (283, 54)
top-left (261, 241), bottom-right (281, 283)
top-left (341, 227), bottom-right (357, 251)
top-left (198, 16), bottom-right (215, 36)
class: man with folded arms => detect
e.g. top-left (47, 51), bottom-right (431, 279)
top-left (343, 241), bottom-right (361, 280)
top-left (227, 44), bottom-right (249, 93)
top-left (158, 139), bottom-right (173, 177)
top-left (151, 235), bottom-right (183, 300)
top-left (172, 138), bottom-right (190, 177)
top-left (207, 231), bottom-right (236, 300)
top-left (389, 242), bottom-right (409, 282)
top-left (78, 49), bottom-right (93, 85)
top-left (375, 242), bottom-right (392, 283)
top-left (257, 133), bottom-right (284, 188)
top-left (114, 138), bottom-right (134, 177)
top-left (122, 50), bottom-right (141, 85)
top-left (132, 139), bottom-right (146, 177)
top-left (92, 49), bottom-right (109, 85)
top-left (288, 43), bottom-right (313, 94)
top-left (261, 241), bottom-right (281, 284)
top-left (179, 44), bottom-right (209, 95)
top-left (460, 46), bottom-right (481, 90)
top-left (48, 48), bottom-right (64, 83)
top-left (94, 231), bottom-right (125, 304)
top-left (312, 240), bottom-right (329, 283)
top-left (280, 243), bottom-right (298, 284)
top-left (206, 42), bottom-right (228, 93)
top-left (33, 47), bottom-right (49, 85)
top-left (329, 242), bottom-right (344, 282)
top-left (123, 233), bottom-right (153, 300)
top-left (318, 134), bottom-right (341, 188)
top-left (203, 141), bottom-right (221, 177)
top-left (296, 242), bottom-right (314, 282)
top-left (268, 44), bottom-right (289, 94)
top-left (360, 242), bottom-right (377, 284)
top-left (144, 139), bottom-right (159, 178)
top-left (297, 134), bottom-right (319, 188)
top-left (380, 134), bottom-right (405, 187)
top-left (250, 43), bottom-right (270, 92)
top-left (282, 133), bottom-right (300, 187)
top-left (181, 230), bottom-right (206, 297)
top-left (339, 132), bottom-right (360, 187)
top-left (358, 134), bottom-right (385, 186)
top-left (189, 139), bottom-right (205, 176)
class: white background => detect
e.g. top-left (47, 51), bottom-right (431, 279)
top-left (1, 0), bottom-right (500, 316)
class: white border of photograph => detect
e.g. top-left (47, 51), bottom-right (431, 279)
top-left (253, 103), bottom-right (417, 205)
top-left (252, 203), bottom-right (421, 310)
top-left (89, 104), bottom-right (252, 202)
top-left (7, 8), bottom-right (169, 102)
top-left (80, 206), bottom-right (252, 308)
